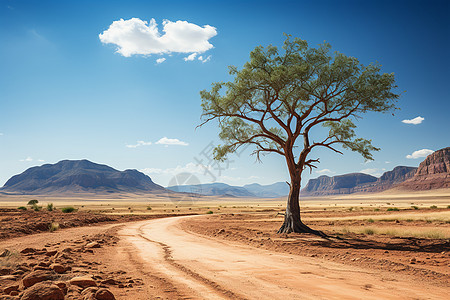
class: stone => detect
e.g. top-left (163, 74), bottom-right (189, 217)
top-left (95, 288), bottom-right (115, 300)
top-left (20, 248), bottom-right (37, 254)
top-left (85, 242), bottom-right (100, 249)
top-left (0, 268), bottom-right (12, 275)
top-left (20, 281), bottom-right (64, 300)
top-left (3, 284), bottom-right (19, 294)
top-left (69, 276), bottom-right (97, 288)
top-left (50, 264), bottom-right (66, 274)
top-left (22, 270), bottom-right (52, 288)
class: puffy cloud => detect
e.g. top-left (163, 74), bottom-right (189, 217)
top-left (156, 57), bottom-right (166, 64)
top-left (402, 116), bottom-right (424, 125)
top-left (315, 169), bottom-right (335, 175)
top-left (19, 157), bottom-right (33, 162)
top-left (184, 53), bottom-right (197, 61)
top-left (99, 18), bottom-right (217, 58)
top-left (406, 149), bottom-right (434, 159)
top-left (155, 137), bottom-right (188, 146)
top-left (126, 141), bottom-right (152, 148)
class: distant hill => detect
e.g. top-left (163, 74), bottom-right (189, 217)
top-left (396, 147), bottom-right (450, 190)
top-left (0, 159), bottom-right (165, 194)
top-left (301, 166), bottom-right (419, 196)
top-left (167, 182), bottom-right (289, 198)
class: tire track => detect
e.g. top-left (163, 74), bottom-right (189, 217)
top-left (137, 224), bottom-right (247, 300)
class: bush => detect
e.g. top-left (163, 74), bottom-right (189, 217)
top-left (374, 208), bottom-right (380, 212)
top-left (31, 204), bottom-right (42, 211)
top-left (48, 222), bottom-right (60, 232)
top-left (146, 206), bottom-right (152, 210)
top-left (387, 207), bottom-right (399, 211)
top-left (367, 218), bottom-right (375, 223)
top-left (17, 206), bottom-right (27, 211)
top-left (430, 205), bottom-right (438, 209)
top-left (27, 199), bottom-right (39, 206)
top-left (46, 203), bottom-right (54, 211)
top-left (348, 207), bottom-right (353, 211)
top-left (411, 206), bottom-right (419, 210)
top-left (61, 206), bottom-right (76, 213)
top-left (206, 210), bottom-right (214, 214)
top-left (364, 228), bottom-right (375, 235)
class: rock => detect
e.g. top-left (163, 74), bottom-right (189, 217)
top-left (85, 242), bottom-right (100, 249)
top-left (410, 257), bottom-right (417, 264)
top-left (50, 264), bottom-right (66, 274)
top-left (54, 281), bottom-right (67, 294)
top-left (20, 248), bottom-right (37, 254)
top-left (3, 284), bottom-right (19, 294)
top-left (95, 288), bottom-right (115, 300)
top-left (69, 276), bottom-right (97, 288)
top-left (81, 287), bottom-right (98, 299)
top-left (0, 275), bottom-right (17, 282)
top-left (101, 279), bottom-right (117, 285)
top-left (22, 270), bottom-right (52, 288)
top-left (0, 249), bottom-right (11, 257)
top-left (0, 268), bottom-right (12, 275)
top-left (20, 281), bottom-right (64, 300)
top-left (45, 250), bottom-right (58, 257)
top-left (0, 296), bottom-right (19, 300)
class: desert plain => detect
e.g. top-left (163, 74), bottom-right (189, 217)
top-left (0, 188), bottom-right (448, 299)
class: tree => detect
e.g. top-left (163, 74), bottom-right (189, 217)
top-left (199, 35), bottom-right (399, 234)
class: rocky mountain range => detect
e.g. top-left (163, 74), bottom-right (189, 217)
top-left (166, 182), bottom-right (289, 198)
top-left (302, 147), bottom-right (450, 196)
top-left (0, 160), bottom-right (165, 195)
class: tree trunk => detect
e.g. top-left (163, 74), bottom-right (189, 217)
top-left (277, 176), bottom-right (324, 236)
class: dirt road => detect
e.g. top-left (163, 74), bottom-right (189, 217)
top-left (119, 215), bottom-right (448, 300)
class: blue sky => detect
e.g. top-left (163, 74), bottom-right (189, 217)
top-left (0, 0), bottom-right (449, 188)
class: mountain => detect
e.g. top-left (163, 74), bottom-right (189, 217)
top-left (396, 147), bottom-right (450, 190)
top-left (1, 159), bottom-right (165, 194)
top-left (167, 182), bottom-right (289, 198)
top-left (301, 173), bottom-right (378, 196)
top-left (167, 182), bottom-right (255, 197)
top-left (243, 182), bottom-right (289, 198)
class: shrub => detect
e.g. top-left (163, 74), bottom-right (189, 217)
top-left (411, 206), bottom-right (419, 210)
top-left (367, 218), bottom-right (374, 223)
top-left (364, 228), bottom-right (375, 235)
top-left (387, 207), bottom-right (399, 211)
top-left (61, 206), bottom-right (76, 213)
top-left (206, 210), bottom-right (214, 214)
top-left (32, 204), bottom-right (42, 211)
top-left (27, 199), bottom-right (39, 205)
top-left (17, 206), bottom-right (27, 211)
top-left (374, 208), bottom-right (380, 211)
top-left (147, 206), bottom-right (152, 210)
top-left (447, 205), bottom-right (450, 209)
top-left (348, 207), bottom-right (353, 211)
top-left (46, 203), bottom-right (54, 211)
top-left (430, 205), bottom-right (438, 209)
top-left (48, 222), bottom-right (60, 232)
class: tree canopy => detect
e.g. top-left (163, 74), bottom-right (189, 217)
top-left (199, 35), bottom-right (399, 233)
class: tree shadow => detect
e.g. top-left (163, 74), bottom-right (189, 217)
top-left (307, 233), bottom-right (450, 253)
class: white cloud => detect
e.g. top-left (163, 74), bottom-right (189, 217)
top-left (99, 18), bottom-right (217, 58)
top-left (19, 157), bottom-right (33, 162)
top-left (360, 168), bottom-right (382, 177)
top-left (37, 159), bottom-right (45, 162)
top-left (155, 137), bottom-right (188, 146)
top-left (406, 149), bottom-right (434, 159)
top-left (402, 116), bottom-right (424, 125)
top-left (198, 55), bottom-right (211, 63)
top-left (126, 141), bottom-right (152, 148)
top-left (315, 169), bottom-right (335, 175)
top-left (156, 57), bottom-right (166, 64)
top-left (184, 53), bottom-right (197, 61)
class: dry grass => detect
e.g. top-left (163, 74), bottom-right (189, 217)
top-left (337, 226), bottom-right (449, 239)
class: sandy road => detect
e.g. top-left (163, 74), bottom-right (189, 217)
top-left (119, 215), bottom-right (448, 300)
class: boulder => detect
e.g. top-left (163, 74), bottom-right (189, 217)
top-left (22, 270), bottom-right (52, 288)
top-left (20, 281), bottom-right (64, 300)
top-left (69, 276), bottom-right (97, 288)
top-left (50, 264), bottom-right (66, 274)
top-left (95, 288), bottom-right (115, 300)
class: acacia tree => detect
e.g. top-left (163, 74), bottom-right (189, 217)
top-left (199, 35), bottom-right (399, 234)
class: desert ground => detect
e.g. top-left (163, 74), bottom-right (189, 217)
top-left (0, 189), bottom-right (449, 299)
